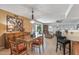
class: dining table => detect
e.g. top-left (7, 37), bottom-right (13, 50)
top-left (16, 37), bottom-right (33, 55)
top-left (23, 38), bottom-right (33, 55)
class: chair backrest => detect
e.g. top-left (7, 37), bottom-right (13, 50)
top-left (56, 31), bottom-right (62, 37)
top-left (55, 31), bottom-right (67, 42)
top-left (33, 36), bottom-right (43, 45)
top-left (7, 32), bottom-right (24, 49)
top-left (9, 38), bottom-right (26, 55)
top-left (58, 36), bottom-right (66, 40)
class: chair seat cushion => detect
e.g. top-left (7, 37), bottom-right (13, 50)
top-left (13, 43), bottom-right (26, 53)
top-left (58, 39), bottom-right (70, 44)
top-left (32, 39), bottom-right (41, 45)
top-left (17, 43), bottom-right (26, 51)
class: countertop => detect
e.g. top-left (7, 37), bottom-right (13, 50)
top-left (63, 32), bottom-right (79, 41)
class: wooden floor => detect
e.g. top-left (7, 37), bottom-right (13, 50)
top-left (0, 36), bottom-right (67, 55)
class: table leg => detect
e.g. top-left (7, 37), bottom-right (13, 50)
top-left (26, 42), bottom-right (32, 55)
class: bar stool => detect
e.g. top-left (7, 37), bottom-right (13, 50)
top-left (56, 36), bottom-right (71, 55)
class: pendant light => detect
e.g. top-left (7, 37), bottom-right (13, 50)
top-left (30, 8), bottom-right (35, 24)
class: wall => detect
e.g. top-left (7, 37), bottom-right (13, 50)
top-left (0, 10), bottom-right (6, 47)
top-left (0, 9), bottom-right (32, 47)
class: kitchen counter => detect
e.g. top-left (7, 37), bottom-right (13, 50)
top-left (63, 32), bottom-right (79, 41)
top-left (63, 32), bottom-right (79, 55)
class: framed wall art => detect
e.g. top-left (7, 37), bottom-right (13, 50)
top-left (6, 15), bottom-right (24, 32)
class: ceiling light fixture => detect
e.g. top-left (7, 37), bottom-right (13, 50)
top-left (30, 8), bottom-right (35, 24)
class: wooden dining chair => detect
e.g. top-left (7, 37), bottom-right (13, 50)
top-left (9, 39), bottom-right (27, 55)
top-left (7, 33), bottom-right (27, 55)
top-left (32, 36), bottom-right (44, 54)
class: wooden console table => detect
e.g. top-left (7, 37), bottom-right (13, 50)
top-left (3, 32), bottom-right (24, 49)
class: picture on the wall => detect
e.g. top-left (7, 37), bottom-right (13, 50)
top-left (7, 15), bottom-right (24, 32)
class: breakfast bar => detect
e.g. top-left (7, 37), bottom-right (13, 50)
top-left (65, 31), bottom-right (79, 55)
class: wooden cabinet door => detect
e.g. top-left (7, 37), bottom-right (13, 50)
top-left (72, 42), bottom-right (79, 55)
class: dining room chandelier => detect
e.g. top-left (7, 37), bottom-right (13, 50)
top-left (30, 8), bottom-right (35, 24)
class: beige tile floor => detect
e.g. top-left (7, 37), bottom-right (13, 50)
top-left (0, 36), bottom-right (68, 55)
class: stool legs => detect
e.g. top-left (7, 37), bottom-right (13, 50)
top-left (56, 42), bottom-right (71, 55)
top-left (56, 42), bottom-right (62, 52)
top-left (63, 44), bottom-right (65, 55)
top-left (60, 44), bottom-right (61, 51)
top-left (69, 42), bottom-right (71, 55)
top-left (56, 41), bottom-right (58, 52)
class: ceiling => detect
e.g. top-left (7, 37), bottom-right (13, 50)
top-left (0, 4), bottom-right (79, 24)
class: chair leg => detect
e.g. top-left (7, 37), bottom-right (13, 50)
top-left (39, 46), bottom-right (41, 54)
top-left (10, 48), bottom-right (13, 55)
top-left (31, 46), bottom-right (34, 51)
top-left (63, 44), bottom-right (65, 55)
top-left (10, 51), bottom-right (12, 55)
top-left (42, 45), bottom-right (44, 52)
top-left (69, 42), bottom-right (71, 55)
top-left (56, 42), bottom-right (58, 52)
top-left (60, 44), bottom-right (61, 51)
top-left (32, 46), bottom-right (36, 54)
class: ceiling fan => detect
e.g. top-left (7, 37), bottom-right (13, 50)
top-left (56, 19), bottom-right (64, 23)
